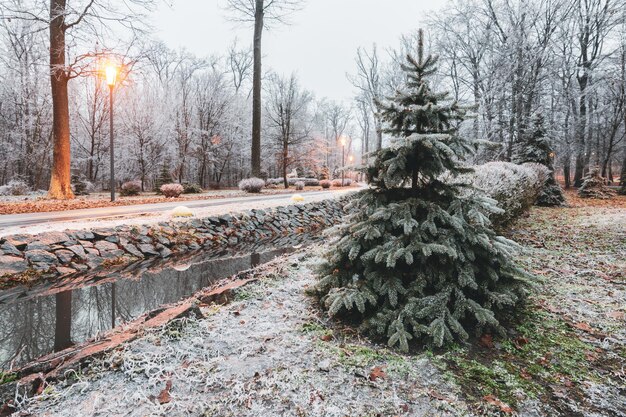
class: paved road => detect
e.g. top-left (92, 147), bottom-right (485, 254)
top-left (0, 190), bottom-right (345, 230)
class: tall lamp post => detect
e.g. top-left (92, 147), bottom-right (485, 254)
top-left (105, 64), bottom-right (118, 202)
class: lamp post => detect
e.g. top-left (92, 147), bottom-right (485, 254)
top-left (105, 64), bottom-right (118, 202)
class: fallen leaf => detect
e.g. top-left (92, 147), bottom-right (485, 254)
top-left (157, 380), bottom-right (172, 405)
top-left (320, 334), bottom-right (333, 342)
top-left (369, 366), bottom-right (387, 381)
top-left (537, 355), bottom-right (551, 366)
top-left (514, 336), bottom-right (529, 349)
top-left (607, 311), bottom-right (625, 320)
top-left (572, 322), bottom-right (593, 332)
top-left (520, 369), bottom-right (532, 380)
top-left (483, 394), bottom-right (513, 413)
top-left (428, 390), bottom-right (449, 401)
top-left (479, 334), bottom-right (494, 349)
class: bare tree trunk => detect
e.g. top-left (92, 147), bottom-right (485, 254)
top-left (563, 161), bottom-right (571, 189)
top-left (48, 0), bottom-right (74, 199)
top-left (251, 0), bottom-right (264, 177)
top-left (619, 151), bottom-right (626, 186)
top-left (375, 122), bottom-right (382, 151)
top-left (573, 83), bottom-right (587, 187)
top-left (54, 290), bottom-right (73, 351)
top-left (282, 139), bottom-right (288, 189)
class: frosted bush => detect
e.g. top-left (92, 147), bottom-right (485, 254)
top-left (71, 175), bottom-right (93, 196)
top-left (331, 179), bottom-right (343, 187)
top-left (239, 177), bottom-right (265, 193)
top-left (297, 178), bottom-right (320, 186)
top-left (471, 161), bottom-right (548, 227)
top-left (344, 179), bottom-right (353, 186)
top-left (578, 168), bottom-right (616, 199)
top-left (183, 182), bottom-right (203, 194)
top-left (266, 178), bottom-right (283, 186)
top-left (294, 181), bottom-right (305, 190)
top-left (160, 183), bottom-right (184, 198)
top-left (267, 177), bottom-right (319, 186)
top-left (320, 180), bottom-right (331, 189)
top-left (171, 206), bottom-right (193, 218)
top-left (120, 180), bottom-right (142, 196)
top-left (0, 179), bottom-right (30, 196)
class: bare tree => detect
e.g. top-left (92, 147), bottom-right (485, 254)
top-left (4, 0), bottom-right (156, 198)
top-left (348, 45), bottom-right (384, 151)
top-left (226, 0), bottom-right (305, 177)
top-left (572, 0), bottom-right (622, 186)
top-left (265, 72), bottom-right (312, 188)
top-left (227, 38), bottom-right (253, 94)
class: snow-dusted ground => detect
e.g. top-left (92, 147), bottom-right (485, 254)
top-left (14, 248), bottom-right (468, 417)
top-left (0, 189), bottom-right (355, 237)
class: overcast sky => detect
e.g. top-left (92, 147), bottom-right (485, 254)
top-left (151, 0), bottom-right (446, 103)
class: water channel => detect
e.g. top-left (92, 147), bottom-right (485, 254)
top-left (0, 234), bottom-right (318, 371)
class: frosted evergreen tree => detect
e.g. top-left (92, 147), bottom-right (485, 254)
top-left (313, 31), bottom-right (533, 350)
top-left (512, 114), bottom-right (565, 206)
top-left (154, 160), bottom-right (174, 194)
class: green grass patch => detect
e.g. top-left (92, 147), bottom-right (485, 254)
top-left (0, 372), bottom-right (17, 385)
top-left (438, 307), bottom-right (604, 411)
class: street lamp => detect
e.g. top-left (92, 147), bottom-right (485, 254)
top-left (339, 136), bottom-right (346, 186)
top-left (105, 64), bottom-right (118, 202)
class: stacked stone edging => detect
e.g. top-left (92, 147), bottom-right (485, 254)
top-left (0, 199), bottom-right (348, 279)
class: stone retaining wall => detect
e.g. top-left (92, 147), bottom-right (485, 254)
top-left (0, 199), bottom-right (348, 279)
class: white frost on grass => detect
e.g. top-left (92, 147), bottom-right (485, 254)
top-left (17, 248), bottom-right (467, 417)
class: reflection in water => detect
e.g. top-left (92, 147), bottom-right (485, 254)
top-left (54, 291), bottom-right (73, 352)
top-left (0, 244), bottom-right (303, 371)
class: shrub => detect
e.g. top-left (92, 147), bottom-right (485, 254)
top-left (471, 162), bottom-right (548, 228)
top-left (71, 175), bottom-right (92, 196)
top-left (331, 179), bottom-right (343, 187)
top-left (578, 168), bottom-right (616, 199)
top-left (300, 178), bottom-right (320, 186)
top-left (239, 177), bottom-right (265, 193)
top-left (183, 182), bottom-right (203, 194)
top-left (512, 114), bottom-right (565, 207)
top-left (344, 178), bottom-right (353, 186)
top-left (320, 180), bottom-right (331, 189)
top-left (160, 183), bottom-right (184, 198)
top-left (0, 179), bottom-right (30, 196)
top-left (120, 180), bottom-right (142, 197)
top-left (266, 177), bottom-right (320, 186)
top-left (294, 181), bottom-right (305, 190)
top-left (319, 166), bottom-right (330, 180)
top-left (266, 178), bottom-right (283, 186)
